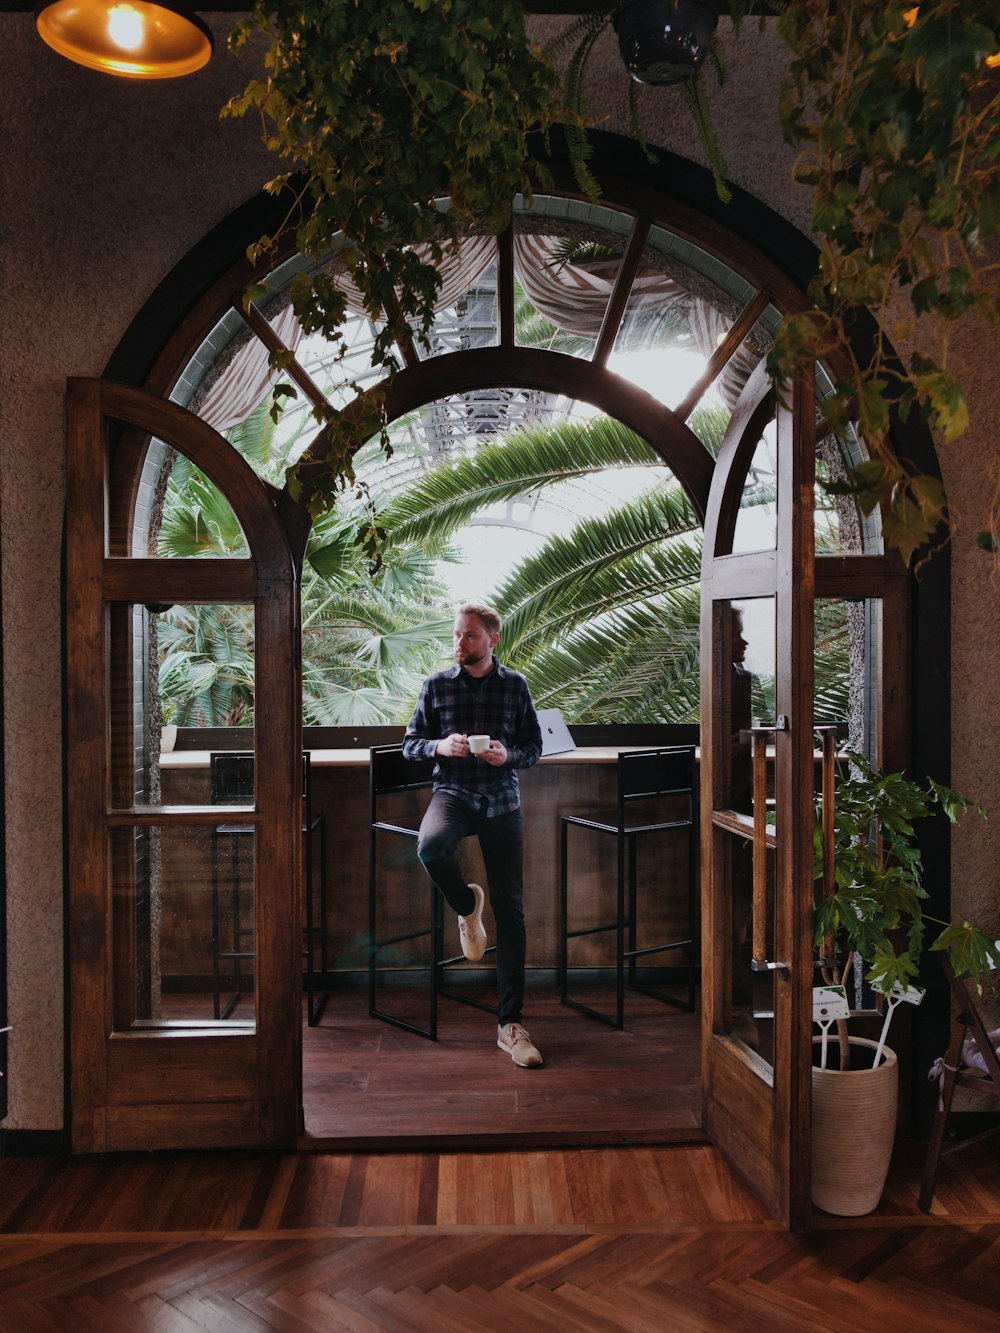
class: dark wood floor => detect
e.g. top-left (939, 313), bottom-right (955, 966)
top-left (302, 983), bottom-right (703, 1148)
top-left (0, 1138), bottom-right (998, 1330)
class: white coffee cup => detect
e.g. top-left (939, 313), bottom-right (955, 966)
top-left (468, 734), bottom-right (490, 755)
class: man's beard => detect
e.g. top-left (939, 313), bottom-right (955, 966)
top-left (456, 648), bottom-right (487, 667)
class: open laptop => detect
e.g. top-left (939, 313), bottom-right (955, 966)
top-left (537, 707), bottom-right (577, 756)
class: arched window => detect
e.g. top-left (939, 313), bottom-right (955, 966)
top-left (137, 188), bottom-right (881, 739)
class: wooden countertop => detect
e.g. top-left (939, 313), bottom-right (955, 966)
top-left (159, 746), bottom-right (668, 769)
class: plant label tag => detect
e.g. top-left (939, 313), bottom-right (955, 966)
top-left (871, 980), bottom-right (925, 1006)
top-left (813, 986), bottom-right (849, 1021)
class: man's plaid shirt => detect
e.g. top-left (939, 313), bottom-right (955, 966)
top-left (403, 658), bottom-right (543, 816)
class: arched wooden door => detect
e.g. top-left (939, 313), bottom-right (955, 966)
top-left (699, 362), bottom-right (817, 1230)
top-left (66, 379), bottom-right (302, 1151)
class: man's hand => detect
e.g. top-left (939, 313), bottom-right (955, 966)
top-left (480, 740), bottom-right (508, 766)
top-left (436, 733), bottom-right (469, 758)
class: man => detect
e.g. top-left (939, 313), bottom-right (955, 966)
top-left (403, 603), bottom-right (544, 1067)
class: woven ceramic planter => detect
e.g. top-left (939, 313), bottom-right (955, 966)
top-left (811, 1036), bottom-right (898, 1217)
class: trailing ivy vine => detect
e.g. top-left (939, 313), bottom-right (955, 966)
top-left (770, 0), bottom-right (1000, 565)
top-left (224, 0), bottom-right (575, 523)
top-left (226, 0), bottom-right (1000, 567)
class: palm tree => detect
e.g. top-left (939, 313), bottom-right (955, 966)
top-left (297, 511), bottom-right (453, 724)
top-left (155, 403), bottom-right (454, 726)
top-left (379, 409), bottom-right (729, 722)
top-left (157, 602), bottom-right (255, 726)
top-left (379, 407), bottom-right (851, 725)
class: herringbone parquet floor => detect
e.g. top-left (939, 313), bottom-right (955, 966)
top-left (1, 1140), bottom-right (998, 1331)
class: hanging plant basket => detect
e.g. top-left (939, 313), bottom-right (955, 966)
top-left (811, 1036), bottom-right (898, 1217)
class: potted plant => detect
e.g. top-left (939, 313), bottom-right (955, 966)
top-left (160, 701), bottom-right (178, 754)
top-left (810, 748), bottom-right (999, 1215)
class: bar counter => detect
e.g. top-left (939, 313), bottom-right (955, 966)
top-left (159, 744), bottom-right (698, 980)
top-left (160, 746), bottom-right (650, 769)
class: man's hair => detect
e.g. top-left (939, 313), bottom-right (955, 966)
top-left (457, 602), bottom-right (501, 635)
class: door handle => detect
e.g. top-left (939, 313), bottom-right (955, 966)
top-left (749, 729), bottom-right (789, 977)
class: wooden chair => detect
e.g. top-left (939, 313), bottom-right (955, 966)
top-left (919, 953), bottom-right (1000, 1212)
top-left (559, 745), bottom-right (697, 1029)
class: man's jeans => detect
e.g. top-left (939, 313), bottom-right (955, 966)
top-left (416, 792), bottom-right (526, 1026)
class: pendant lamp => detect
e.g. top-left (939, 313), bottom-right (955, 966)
top-left (614, 0), bottom-right (719, 85)
top-left (35, 1), bottom-right (213, 78)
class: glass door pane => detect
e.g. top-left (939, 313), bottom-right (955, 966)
top-left (112, 822), bottom-right (257, 1029)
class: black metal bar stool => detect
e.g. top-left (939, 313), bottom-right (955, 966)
top-left (301, 752), bottom-right (331, 1024)
top-left (368, 743), bottom-right (498, 1040)
top-left (559, 745), bottom-right (697, 1029)
top-left (210, 752), bottom-right (255, 1020)
top-left (209, 750), bottom-right (330, 1024)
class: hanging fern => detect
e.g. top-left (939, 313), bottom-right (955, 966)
top-left (680, 71), bottom-right (732, 204)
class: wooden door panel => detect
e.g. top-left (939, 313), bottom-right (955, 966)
top-left (66, 379), bottom-right (301, 1154)
top-left (97, 1101), bottom-right (271, 1153)
top-left (106, 1036), bottom-right (258, 1099)
top-left (703, 1037), bottom-right (781, 1216)
top-left (700, 366), bottom-right (815, 1230)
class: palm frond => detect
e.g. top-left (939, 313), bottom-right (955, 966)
top-left (520, 592), bottom-right (701, 720)
top-left (502, 541), bottom-right (704, 663)
top-left (379, 416), bottom-right (664, 545)
top-left (495, 487), bottom-right (701, 656)
top-left (542, 238), bottom-right (621, 270)
top-left (301, 681), bottom-right (407, 726)
top-left (307, 524), bottom-right (358, 581)
top-left (301, 590), bottom-right (451, 685)
top-left (225, 399), bottom-right (279, 471)
top-left (814, 600), bottom-right (851, 722)
top-left (687, 404), bottom-right (731, 458)
top-left (157, 603), bottom-right (255, 726)
top-left (158, 466), bottom-right (247, 558)
top-left (613, 648), bottom-right (702, 724)
top-left (511, 302), bottom-right (596, 355)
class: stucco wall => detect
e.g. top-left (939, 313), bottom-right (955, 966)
top-left (939, 299), bottom-right (1000, 1014)
top-left (0, 14), bottom-right (273, 1128)
top-left (0, 12), bottom-right (997, 1131)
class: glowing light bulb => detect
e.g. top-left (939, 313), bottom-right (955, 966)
top-left (108, 4), bottom-right (144, 51)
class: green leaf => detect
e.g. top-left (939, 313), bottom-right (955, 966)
top-left (824, 460), bottom-right (899, 517)
top-left (930, 923), bottom-right (1000, 992)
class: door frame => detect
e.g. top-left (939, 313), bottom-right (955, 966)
top-left (72, 156), bottom-right (936, 1198)
top-left (698, 361), bottom-right (912, 1227)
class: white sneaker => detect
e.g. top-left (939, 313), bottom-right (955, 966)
top-left (497, 1022), bottom-right (543, 1068)
top-left (458, 883), bottom-right (487, 962)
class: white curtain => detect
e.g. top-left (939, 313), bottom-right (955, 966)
top-left (512, 233), bottom-right (687, 338)
top-left (197, 304), bottom-right (303, 434)
top-left (513, 233), bottom-right (760, 408)
top-left (195, 231), bottom-right (761, 430)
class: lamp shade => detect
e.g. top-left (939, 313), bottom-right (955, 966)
top-left (614, 0), bottom-right (719, 85)
top-left (35, 1), bottom-right (213, 78)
